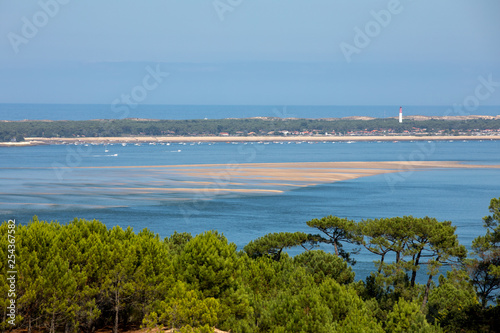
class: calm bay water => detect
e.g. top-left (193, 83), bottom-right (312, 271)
top-left (1, 139), bottom-right (500, 280)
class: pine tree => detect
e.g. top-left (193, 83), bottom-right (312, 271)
top-left (306, 216), bottom-right (361, 265)
top-left (101, 226), bottom-right (138, 333)
top-left (244, 232), bottom-right (313, 261)
top-left (468, 197), bottom-right (500, 307)
top-left (178, 231), bottom-right (238, 299)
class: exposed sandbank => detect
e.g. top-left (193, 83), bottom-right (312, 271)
top-left (4, 161), bottom-right (499, 210)
top-left (69, 161), bottom-right (499, 196)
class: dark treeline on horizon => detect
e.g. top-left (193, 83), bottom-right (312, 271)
top-left (1, 198), bottom-right (499, 332)
top-left (1, 117), bottom-right (500, 141)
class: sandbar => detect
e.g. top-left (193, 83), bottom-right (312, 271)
top-left (4, 161), bottom-right (499, 209)
top-left (68, 161), bottom-right (499, 196)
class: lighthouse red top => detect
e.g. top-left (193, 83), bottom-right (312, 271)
top-left (399, 106), bottom-right (402, 113)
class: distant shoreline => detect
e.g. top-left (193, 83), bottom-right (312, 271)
top-left (3, 116), bottom-right (499, 145)
top-left (2, 135), bottom-right (498, 147)
top-left (1, 114), bottom-right (500, 122)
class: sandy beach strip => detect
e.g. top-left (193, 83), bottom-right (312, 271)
top-left (0, 140), bottom-right (46, 147)
top-left (23, 135), bottom-right (500, 145)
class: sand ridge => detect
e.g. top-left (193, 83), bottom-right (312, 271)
top-left (3, 160), bottom-right (499, 209)
top-left (64, 161), bottom-right (499, 196)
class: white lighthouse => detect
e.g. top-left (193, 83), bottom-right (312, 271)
top-left (399, 106), bottom-right (403, 123)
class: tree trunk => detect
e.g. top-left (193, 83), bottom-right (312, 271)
top-left (28, 315), bottom-right (32, 333)
top-left (377, 254), bottom-right (385, 273)
top-left (410, 250), bottom-right (422, 287)
top-left (482, 296), bottom-right (487, 308)
top-left (87, 315), bottom-right (94, 333)
top-left (50, 311), bottom-right (55, 333)
top-left (277, 248), bottom-right (283, 261)
top-left (333, 240), bottom-right (339, 256)
top-left (114, 289), bottom-right (120, 333)
top-left (421, 273), bottom-right (433, 311)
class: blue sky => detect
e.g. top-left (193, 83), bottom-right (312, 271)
top-left (0, 0), bottom-right (499, 105)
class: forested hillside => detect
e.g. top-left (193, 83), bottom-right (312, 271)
top-left (1, 117), bottom-right (500, 141)
top-left (1, 198), bottom-right (499, 332)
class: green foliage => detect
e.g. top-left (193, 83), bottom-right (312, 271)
top-left (166, 231), bottom-right (193, 255)
top-left (477, 197), bottom-right (500, 251)
top-left (2, 217), bottom-right (174, 332)
top-left (306, 216), bottom-right (361, 264)
top-left (157, 281), bottom-right (220, 330)
top-left (360, 216), bottom-right (413, 272)
top-left (321, 279), bottom-right (384, 332)
top-left (3, 200), bottom-right (500, 332)
top-left (359, 216), bottom-right (467, 310)
top-left (262, 280), bottom-right (335, 333)
top-left (385, 298), bottom-right (440, 333)
top-left (2, 117), bottom-right (500, 141)
top-left (243, 231), bottom-right (312, 261)
top-left (179, 325), bottom-right (215, 333)
top-left (427, 269), bottom-right (477, 330)
top-left (293, 250), bottom-right (354, 284)
top-left (468, 197), bottom-right (500, 307)
top-left (178, 230), bottom-right (238, 299)
top-left (133, 228), bottom-right (174, 321)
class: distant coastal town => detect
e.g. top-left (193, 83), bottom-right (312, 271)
top-left (1, 115), bottom-right (499, 146)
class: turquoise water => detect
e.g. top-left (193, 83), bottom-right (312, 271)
top-left (1, 140), bottom-right (499, 280)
